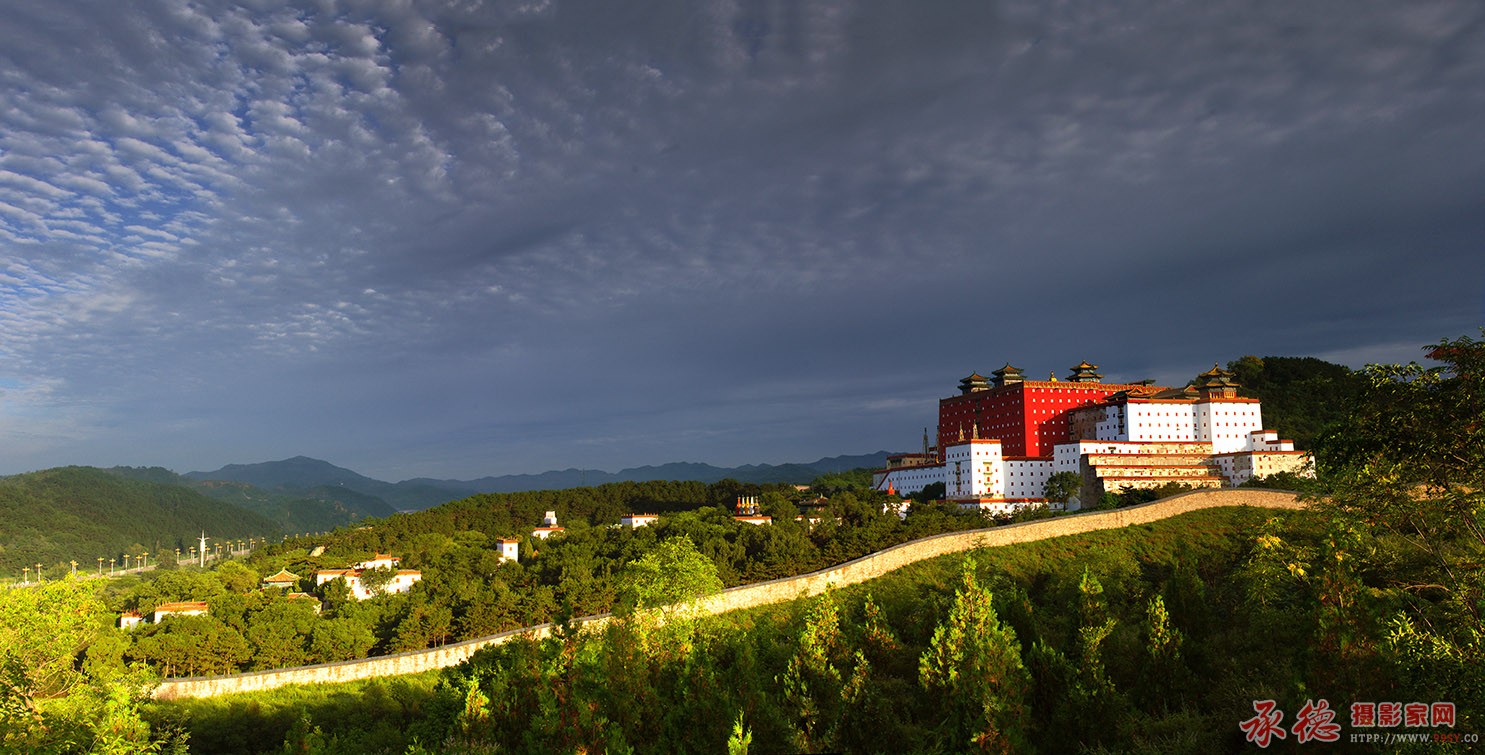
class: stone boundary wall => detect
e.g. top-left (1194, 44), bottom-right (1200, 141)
top-left (153, 488), bottom-right (1303, 700)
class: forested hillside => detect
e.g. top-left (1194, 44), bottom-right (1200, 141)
top-left (105, 477), bottom-right (992, 676)
top-left (0, 467), bottom-right (279, 576)
top-left (1227, 355), bottom-right (1363, 449)
top-left (108, 466), bottom-right (397, 534)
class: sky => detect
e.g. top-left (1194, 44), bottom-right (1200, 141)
top-left (1, 1), bottom-right (1482, 482)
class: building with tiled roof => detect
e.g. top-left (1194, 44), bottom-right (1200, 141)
top-left (261, 569), bottom-right (300, 590)
top-left (152, 601), bottom-right (209, 623)
top-left (874, 361), bottom-right (1311, 514)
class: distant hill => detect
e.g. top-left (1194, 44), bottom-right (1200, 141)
top-left (0, 466), bottom-right (280, 575)
top-left (109, 466), bottom-right (397, 534)
top-left (184, 456), bottom-right (448, 512)
top-left (188, 452), bottom-right (895, 511)
top-left (185, 455), bottom-right (387, 493)
top-left (411, 452), bottom-right (895, 494)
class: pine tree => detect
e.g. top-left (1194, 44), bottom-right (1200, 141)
top-left (782, 590), bottom-right (847, 751)
top-left (918, 560), bottom-right (1031, 753)
top-left (1140, 594), bottom-right (1186, 709)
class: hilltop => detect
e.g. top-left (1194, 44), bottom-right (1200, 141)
top-left (110, 465), bottom-right (398, 533)
top-left (0, 467), bottom-right (279, 575)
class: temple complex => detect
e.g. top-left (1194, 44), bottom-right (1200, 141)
top-left (874, 362), bottom-right (1310, 513)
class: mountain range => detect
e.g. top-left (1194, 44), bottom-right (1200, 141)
top-left (0, 452), bottom-right (889, 574)
top-left (187, 452), bottom-right (892, 511)
top-left (110, 465), bottom-right (400, 534)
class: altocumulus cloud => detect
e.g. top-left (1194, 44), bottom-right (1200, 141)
top-left (0, 0), bottom-right (1481, 479)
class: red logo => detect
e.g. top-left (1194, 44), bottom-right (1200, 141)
top-left (1292, 699), bottom-right (1341, 744)
top-left (1239, 700), bottom-right (1287, 748)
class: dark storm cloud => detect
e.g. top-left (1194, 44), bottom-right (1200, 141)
top-left (0, 0), bottom-right (1481, 478)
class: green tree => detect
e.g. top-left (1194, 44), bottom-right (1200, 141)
top-left (0, 577), bottom-right (175, 751)
top-left (310, 617), bottom-right (376, 663)
top-left (131, 616), bottom-right (249, 677)
top-left (727, 712), bottom-right (752, 755)
top-left (214, 560), bottom-right (260, 594)
top-left (1227, 354), bottom-right (1363, 449)
top-left (918, 561), bottom-right (1031, 753)
top-left (810, 468), bottom-right (874, 494)
top-left (1139, 594), bottom-right (1186, 709)
top-left (1067, 568), bottom-right (1126, 746)
top-left (617, 536), bottom-right (723, 611)
top-left (0, 575), bottom-right (104, 698)
top-left (911, 481), bottom-right (946, 504)
top-left (1311, 333), bottom-right (1485, 723)
top-left (81, 671), bottom-right (162, 755)
top-left (245, 599), bottom-right (316, 670)
top-left (1043, 472), bottom-right (1081, 506)
top-left (358, 566), bottom-right (397, 597)
top-left (781, 591), bottom-right (848, 751)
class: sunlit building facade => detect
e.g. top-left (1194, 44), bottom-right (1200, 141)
top-left (875, 362), bottom-right (1310, 513)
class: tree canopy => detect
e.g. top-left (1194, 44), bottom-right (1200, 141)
top-left (1226, 355), bottom-right (1364, 449)
top-left (618, 536), bottom-right (723, 611)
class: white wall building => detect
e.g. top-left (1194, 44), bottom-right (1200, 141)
top-left (315, 556), bottom-right (423, 601)
top-left (621, 513), bottom-right (659, 528)
top-left (874, 363), bottom-right (1310, 513)
top-left (531, 511), bottom-right (565, 539)
top-left (497, 538), bottom-right (520, 563)
top-left (151, 601), bottom-right (209, 623)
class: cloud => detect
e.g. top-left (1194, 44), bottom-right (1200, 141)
top-left (0, 0), bottom-right (1481, 478)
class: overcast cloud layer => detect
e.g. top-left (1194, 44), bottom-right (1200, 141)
top-left (1, 0), bottom-right (1482, 480)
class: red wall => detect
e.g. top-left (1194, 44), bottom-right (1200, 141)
top-left (938, 382), bottom-right (1144, 459)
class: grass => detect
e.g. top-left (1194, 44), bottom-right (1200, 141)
top-left (143, 671), bottom-right (443, 755)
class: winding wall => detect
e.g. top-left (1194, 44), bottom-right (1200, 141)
top-left (153, 488), bottom-right (1303, 700)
